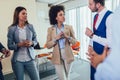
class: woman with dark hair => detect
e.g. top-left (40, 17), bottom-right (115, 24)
top-left (7, 6), bottom-right (40, 80)
top-left (46, 5), bottom-right (76, 80)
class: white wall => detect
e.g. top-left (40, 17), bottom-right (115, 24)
top-left (36, 2), bottom-right (50, 47)
top-left (0, 0), bottom-right (39, 74)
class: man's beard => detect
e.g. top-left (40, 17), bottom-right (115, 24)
top-left (92, 7), bottom-right (98, 12)
top-left (94, 6), bottom-right (98, 12)
top-left (92, 4), bottom-right (98, 12)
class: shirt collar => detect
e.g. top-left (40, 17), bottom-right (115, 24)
top-left (17, 25), bottom-right (26, 30)
top-left (97, 7), bottom-right (107, 15)
top-left (55, 24), bottom-right (64, 28)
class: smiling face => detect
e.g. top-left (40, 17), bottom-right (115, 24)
top-left (56, 10), bottom-right (65, 24)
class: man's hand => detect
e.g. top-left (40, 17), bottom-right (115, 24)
top-left (85, 27), bottom-right (93, 38)
top-left (87, 45), bottom-right (109, 68)
top-left (0, 57), bottom-right (2, 61)
top-left (1, 49), bottom-right (11, 58)
top-left (4, 49), bottom-right (11, 57)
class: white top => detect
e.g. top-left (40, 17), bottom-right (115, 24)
top-left (17, 26), bottom-right (31, 62)
top-left (90, 8), bottom-right (113, 48)
top-left (95, 5), bottom-right (120, 80)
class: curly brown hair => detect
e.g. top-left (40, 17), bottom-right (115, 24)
top-left (49, 5), bottom-right (65, 25)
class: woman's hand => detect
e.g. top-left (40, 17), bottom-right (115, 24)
top-left (17, 41), bottom-right (26, 47)
top-left (55, 32), bottom-right (64, 40)
top-left (24, 40), bottom-right (33, 47)
top-left (17, 40), bottom-right (33, 47)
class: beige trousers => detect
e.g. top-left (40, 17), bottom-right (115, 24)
top-left (54, 49), bottom-right (71, 80)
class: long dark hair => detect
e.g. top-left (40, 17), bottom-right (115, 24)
top-left (10, 6), bottom-right (29, 27)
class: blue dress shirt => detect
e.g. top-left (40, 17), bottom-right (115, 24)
top-left (55, 24), bottom-right (65, 49)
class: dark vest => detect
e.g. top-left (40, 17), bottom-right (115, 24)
top-left (91, 10), bottom-right (112, 80)
top-left (93, 10), bottom-right (112, 54)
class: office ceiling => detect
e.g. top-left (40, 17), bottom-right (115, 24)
top-left (36, 0), bottom-right (61, 4)
top-left (36, 0), bottom-right (72, 4)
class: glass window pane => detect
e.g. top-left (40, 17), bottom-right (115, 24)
top-left (68, 9), bottom-right (77, 37)
top-left (65, 6), bottom-right (92, 60)
top-left (79, 6), bottom-right (91, 60)
top-left (105, 0), bottom-right (112, 10)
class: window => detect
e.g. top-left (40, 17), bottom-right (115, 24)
top-left (105, 0), bottom-right (112, 10)
top-left (112, 0), bottom-right (120, 10)
top-left (78, 6), bottom-right (91, 60)
top-left (66, 6), bottom-right (91, 60)
top-left (65, 0), bottom-right (120, 60)
top-left (66, 9), bottom-right (77, 37)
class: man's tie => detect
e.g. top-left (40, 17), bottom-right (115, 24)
top-left (93, 14), bottom-right (99, 31)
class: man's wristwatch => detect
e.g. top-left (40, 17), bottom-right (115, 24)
top-left (90, 33), bottom-right (94, 39)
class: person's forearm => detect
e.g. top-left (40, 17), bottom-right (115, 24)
top-left (92, 34), bottom-right (110, 47)
top-left (0, 42), bottom-right (5, 52)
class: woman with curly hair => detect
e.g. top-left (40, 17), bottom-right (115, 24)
top-left (46, 5), bottom-right (76, 80)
